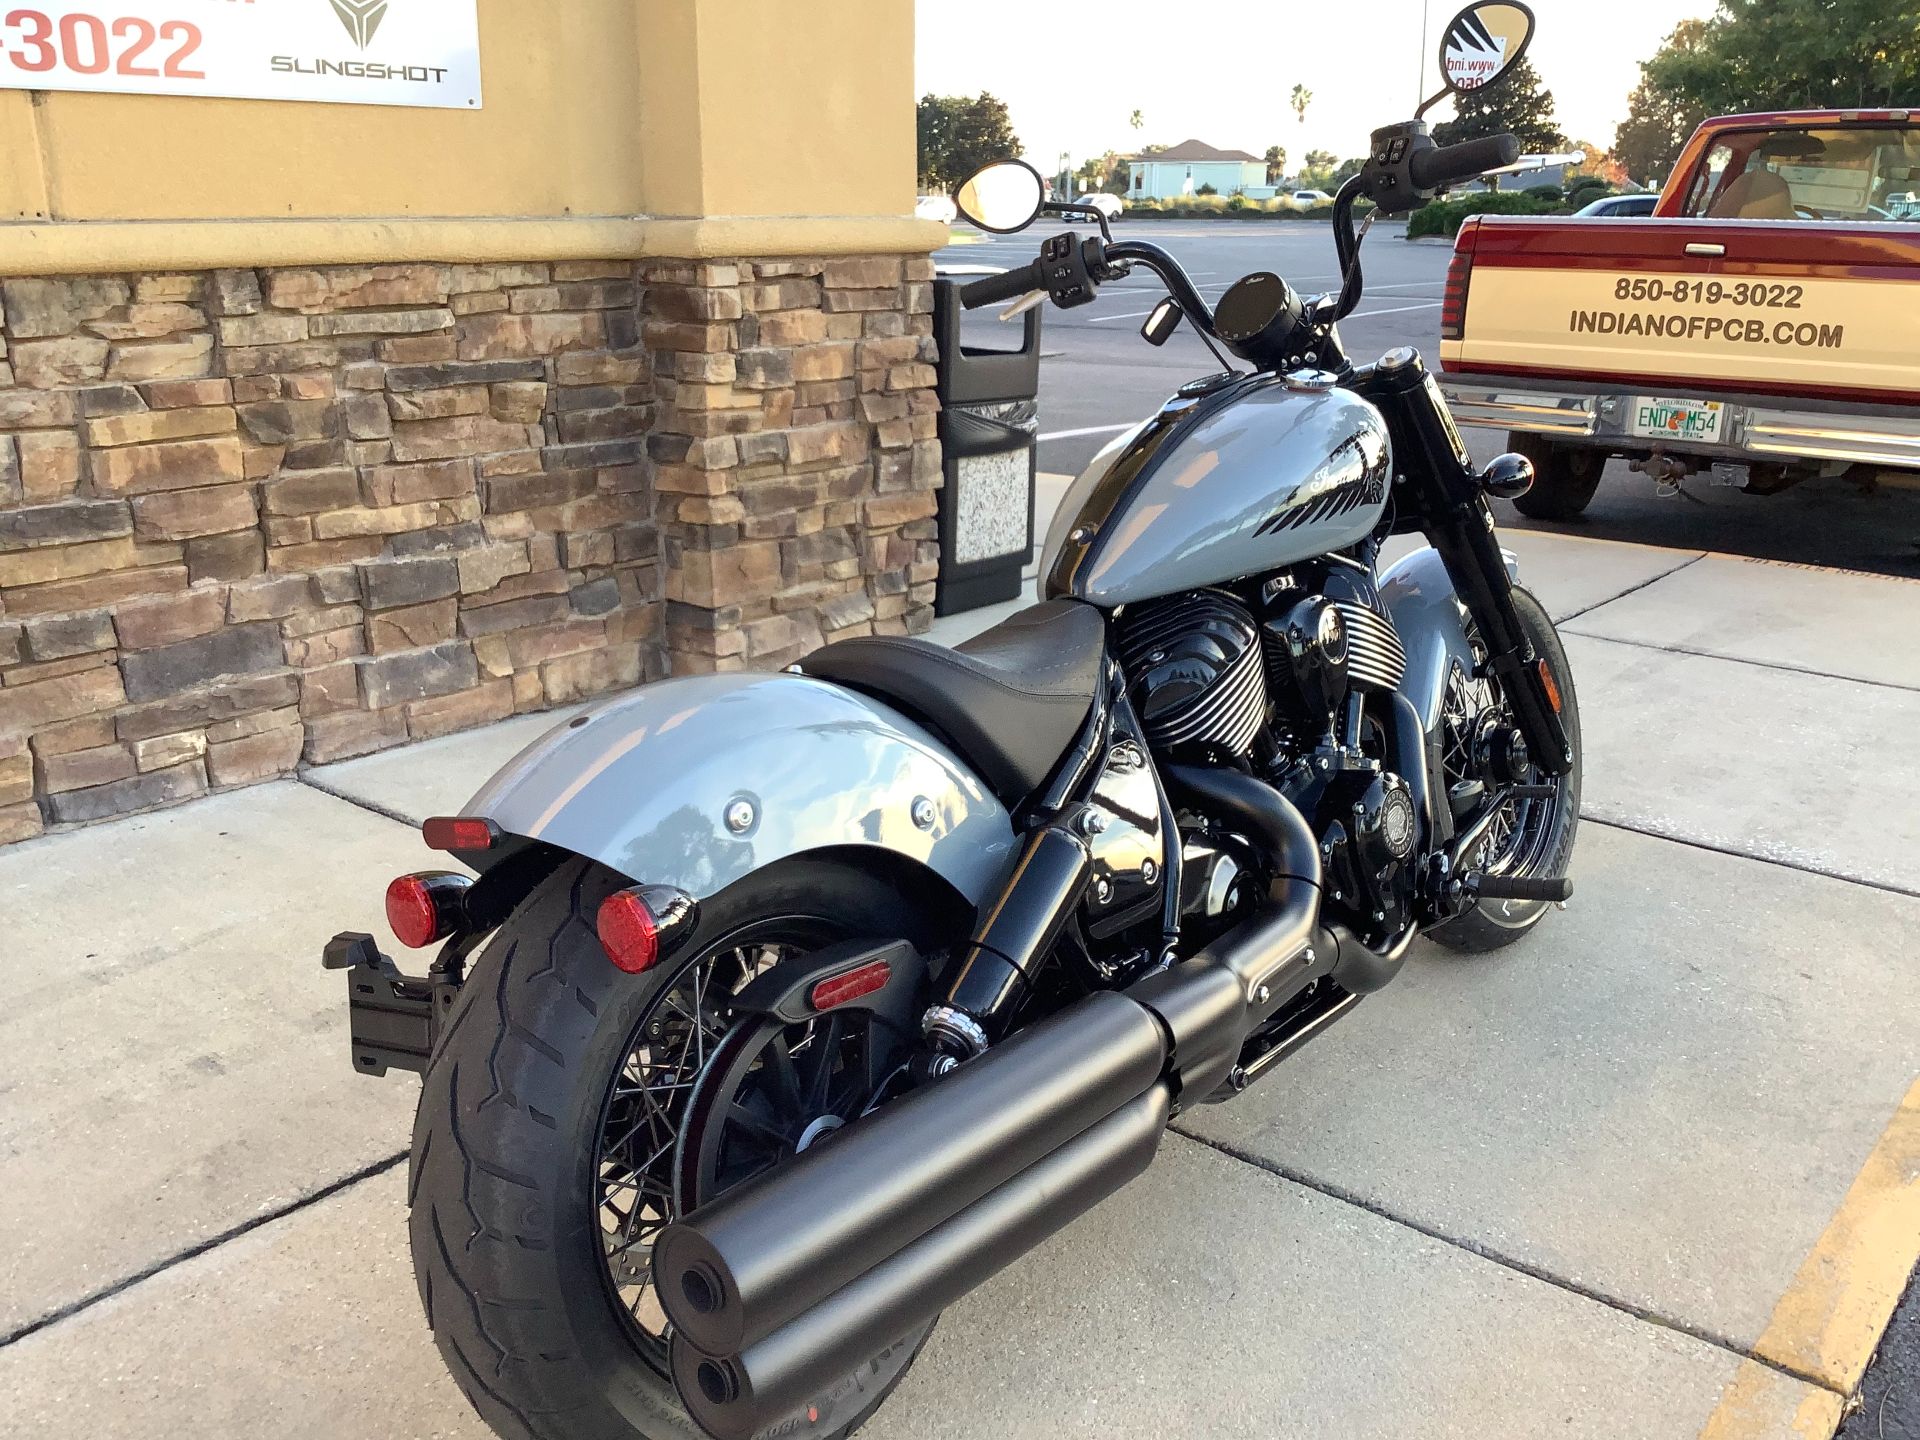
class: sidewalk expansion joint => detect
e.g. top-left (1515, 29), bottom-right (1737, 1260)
top-left (1561, 627), bottom-right (1920, 697)
top-left (295, 768), bottom-right (424, 830)
top-left (0, 1150), bottom-right (406, 1353)
top-left (1579, 812), bottom-right (1920, 901)
top-left (1170, 1129), bottom-right (1846, 1398)
top-left (1553, 552), bottom-right (1707, 625)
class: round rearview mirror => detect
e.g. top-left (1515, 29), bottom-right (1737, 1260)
top-left (1439, 1), bottom-right (1536, 94)
top-left (954, 160), bottom-right (1046, 234)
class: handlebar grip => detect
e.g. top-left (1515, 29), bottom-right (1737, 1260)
top-left (1409, 133), bottom-right (1521, 192)
top-left (959, 261), bottom-right (1042, 310)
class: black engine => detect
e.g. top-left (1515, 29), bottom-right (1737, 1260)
top-left (1117, 570), bottom-right (1423, 944)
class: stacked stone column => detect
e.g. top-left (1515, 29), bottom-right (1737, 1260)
top-left (0, 252), bottom-right (941, 844)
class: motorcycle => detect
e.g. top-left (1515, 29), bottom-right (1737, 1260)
top-left (325, 7), bottom-right (1576, 1437)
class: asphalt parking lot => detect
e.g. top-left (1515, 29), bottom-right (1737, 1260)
top-left (0, 221), bottom-right (1916, 1440)
top-left (942, 221), bottom-right (1920, 579)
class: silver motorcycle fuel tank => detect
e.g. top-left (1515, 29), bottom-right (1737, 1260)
top-left (1042, 372), bottom-right (1392, 608)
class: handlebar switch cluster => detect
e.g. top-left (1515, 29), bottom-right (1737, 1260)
top-left (1039, 233), bottom-right (1102, 308)
top-left (1362, 120), bottom-right (1438, 215)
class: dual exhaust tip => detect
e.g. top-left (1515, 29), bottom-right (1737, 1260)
top-left (655, 868), bottom-right (1329, 1439)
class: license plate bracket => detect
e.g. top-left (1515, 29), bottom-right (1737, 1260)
top-left (1628, 396), bottom-right (1726, 444)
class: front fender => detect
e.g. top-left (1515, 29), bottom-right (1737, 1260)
top-left (1379, 543), bottom-right (1519, 729)
top-left (464, 673), bottom-right (1019, 907)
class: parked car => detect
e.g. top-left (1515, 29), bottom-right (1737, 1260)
top-left (1289, 188), bottom-right (1334, 206)
top-left (1058, 191), bottom-right (1124, 222)
top-left (916, 193), bottom-right (958, 224)
top-left (1440, 108), bottom-right (1920, 518)
top-left (1572, 192), bottom-right (1659, 218)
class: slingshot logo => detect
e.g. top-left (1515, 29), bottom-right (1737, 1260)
top-left (330, 0), bottom-right (390, 50)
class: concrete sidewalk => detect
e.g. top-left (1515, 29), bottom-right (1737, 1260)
top-left (3, 526), bottom-right (1917, 1439)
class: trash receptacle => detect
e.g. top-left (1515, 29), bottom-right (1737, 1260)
top-left (931, 276), bottom-right (1043, 616)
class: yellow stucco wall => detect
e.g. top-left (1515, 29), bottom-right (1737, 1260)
top-left (0, 0), bottom-right (940, 267)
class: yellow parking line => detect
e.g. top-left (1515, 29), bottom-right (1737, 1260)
top-left (1697, 1362), bottom-right (1845, 1439)
top-left (1697, 1075), bottom-right (1920, 1437)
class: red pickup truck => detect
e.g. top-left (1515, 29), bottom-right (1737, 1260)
top-left (1439, 109), bottom-right (1920, 518)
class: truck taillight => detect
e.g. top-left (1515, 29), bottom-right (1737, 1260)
top-left (1441, 250), bottom-right (1472, 341)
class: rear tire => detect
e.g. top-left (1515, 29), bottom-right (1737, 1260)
top-left (407, 857), bottom-right (941, 1440)
top-left (1426, 586), bottom-right (1581, 954)
top-left (1508, 433), bottom-right (1605, 520)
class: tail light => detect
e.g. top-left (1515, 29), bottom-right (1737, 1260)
top-left (1440, 248), bottom-right (1473, 341)
top-left (597, 889), bottom-right (661, 974)
top-left (386, 871), bottom-right (472, 949)
top-left (423, 816), bottom-right (498, 852)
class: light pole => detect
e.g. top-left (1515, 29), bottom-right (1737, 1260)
top-left (1058, 150), bottom-right (1073, 201)
top-left (1415, 0), bottom-right (1431, 111)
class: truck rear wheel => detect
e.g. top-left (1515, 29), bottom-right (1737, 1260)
top-left (1507, 433), bottom-right (1605, 520)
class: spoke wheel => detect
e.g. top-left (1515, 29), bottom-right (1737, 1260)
top-left (592, 923), bottom-right (831, 1367)
top-left (1428, 586), bottom-right (1582, 953)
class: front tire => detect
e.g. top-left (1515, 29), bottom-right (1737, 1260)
top-left (408, 857), bottom-right (940, 1440)
top-left (1507, 433), bottom-right (1605, 520)
top-left (1426, 586), bottom-right (1581, 953)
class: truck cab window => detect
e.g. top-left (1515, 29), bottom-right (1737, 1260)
top-left (1689, 126), bottom-right (1920, 223)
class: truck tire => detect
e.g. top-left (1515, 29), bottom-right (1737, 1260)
top-left (1507, 433), bottom-right (1605, 520)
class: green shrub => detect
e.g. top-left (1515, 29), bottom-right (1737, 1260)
top-left (1226, 194), bottom-right (1248, 211)
top-left (1565, 177), bottom-right (1613, 210)
top-left (1195, 182), bottom-right (1218, 196)
top-left (1406, 190), bottom-right (1560, 239)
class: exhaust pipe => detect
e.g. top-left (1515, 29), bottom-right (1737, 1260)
top-left (655, 989), bottom-right (1168, 1358)
top-left (673, 1084), bottom-right (1172, 1440)
top-left (655, 773), bottom-right (1332, 1435)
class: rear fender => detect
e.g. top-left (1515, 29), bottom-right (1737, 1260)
top-left (459, 672), bottom-right (1019, 912)
top-left (1379, 543), bottom-right (1519, 729)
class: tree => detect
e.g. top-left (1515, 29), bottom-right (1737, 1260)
top-left (1077, 150), bottom-right (1127, 196)
top-left (916, 93), bottom-right (1022, 191)
top-left (1290, 85), bottom-right (1312, 125)
top-left (1611, 2), bottom-right (1920, 188)
top-left (1129, 109), bottom-right (1144, 133)
top-left (1264, 145), bottom-right (1287, 183)
top-left (1433, 56), bottom-right (1566, 155)
top-left (1612, 19), bottom-right (1713, 184)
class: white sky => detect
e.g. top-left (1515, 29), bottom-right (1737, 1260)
top-left (915, 0), bottom-right (1721, 169)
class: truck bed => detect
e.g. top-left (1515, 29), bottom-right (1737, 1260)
top-left (1440, 216), bottom-right (1920, 409)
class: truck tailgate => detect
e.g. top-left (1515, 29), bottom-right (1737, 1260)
top-left (1441, 217), bottom-right (1920, 406)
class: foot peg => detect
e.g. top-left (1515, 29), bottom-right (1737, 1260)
top-left (1468, 874), bottom-right (1572, 903)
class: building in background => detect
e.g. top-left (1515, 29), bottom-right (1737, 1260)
top-left (1127, 140), bottom-right (1272, 200)
top-left (0, 0), bottom-right (946, 846)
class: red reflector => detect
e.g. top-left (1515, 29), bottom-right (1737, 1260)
top-left (810, 960), bottom-right (892, 1012)
top-left (1440, 250), bottom-right (1472, 342)
top-left (597, 889), bottom-right (660, 974)
top-left (423, 816), bottom-right (497, 852)
top-left (387, 875), bottom-right (446, 950)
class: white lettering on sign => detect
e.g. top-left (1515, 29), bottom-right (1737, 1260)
top-left (0, 0), bottom-right (480, 109)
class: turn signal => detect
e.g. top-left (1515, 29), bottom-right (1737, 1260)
top-left (597, 889), bottom-right (660, 974)
top-left (386, 871), bottom-right (471, 949)
top-left (423, 816), bottom-right (499, 852)
top-left (810, 960), bottom-right (893, 1012)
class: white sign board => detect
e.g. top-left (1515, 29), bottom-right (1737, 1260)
top-left (0, 1), bottom-right (481, 109)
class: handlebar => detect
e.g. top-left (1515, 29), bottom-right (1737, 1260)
top-left (1407, 133), bottom-right (1521, 192)
top-left (958, 260), bottom-right (1043, 310)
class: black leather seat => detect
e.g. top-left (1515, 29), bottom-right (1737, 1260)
top-left (801, 600), bottom-right (1107, 804)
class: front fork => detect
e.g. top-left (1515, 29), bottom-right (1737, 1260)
top-left (1357, 350), bottom-right (1574, 777)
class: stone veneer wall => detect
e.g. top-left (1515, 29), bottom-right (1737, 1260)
top-left (0, 255), bottom-right (940, 846)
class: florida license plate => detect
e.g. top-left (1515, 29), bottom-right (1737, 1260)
top-left (1628, 396), bottom-right (1726, 444)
